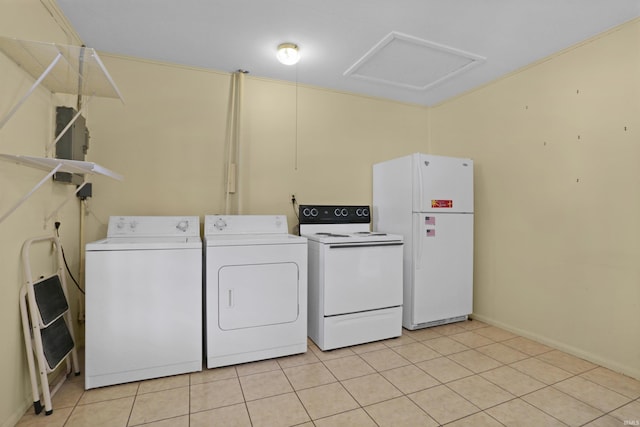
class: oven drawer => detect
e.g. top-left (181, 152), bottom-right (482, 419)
top-left (322, 242), bottom-right (403, 316)
top-left (320, 306), bottom-right (403, 350)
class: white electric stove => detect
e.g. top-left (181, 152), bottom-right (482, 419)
top-left (299, 205), bottom-right (404, 350)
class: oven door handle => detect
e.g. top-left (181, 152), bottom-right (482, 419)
top-left (328, 242), bottom-right (403, 249)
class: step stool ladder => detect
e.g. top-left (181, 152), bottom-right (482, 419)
top-left (20, 235), bottom-right (80, 415)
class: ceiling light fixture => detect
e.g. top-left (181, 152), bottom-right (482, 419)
top-left (277, 43), bottom-right (300, 65)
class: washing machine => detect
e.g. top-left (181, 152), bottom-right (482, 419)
top-left (85, 216), bottom-right (202, 389)
top-left (204, 215), bottom-right (307, 368)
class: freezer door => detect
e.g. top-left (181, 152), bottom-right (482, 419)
top-left (412, 213), bottom-right (473, 325)
top-left (413, 154), bottom-right (474, 213)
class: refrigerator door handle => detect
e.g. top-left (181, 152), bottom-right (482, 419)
top-left (414, 214), bottom-right (423, 270)
top-left (417, 155), bottom-right (424, 211)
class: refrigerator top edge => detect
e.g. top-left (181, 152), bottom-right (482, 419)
top-left (413, 153), bottom-right (473, 162)
top-left (373, 153), bottom-right (474, 171)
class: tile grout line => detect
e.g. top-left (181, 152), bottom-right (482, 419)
top-left (278, 354), bottom-right (316, 426)
top-left (24, 322), bottom-right (640, 427)
top-left (125, 383), bottom-right (140, 427)
top-left (187, 371), bottom-right (191, 427)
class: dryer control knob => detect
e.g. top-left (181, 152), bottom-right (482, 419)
top-left (214, 218), bottom-right (227, 231)
top-left (176, 220), bottom-right (189, 232)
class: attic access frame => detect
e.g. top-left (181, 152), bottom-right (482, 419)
top-left (0, 36), bottom-right (124, 225)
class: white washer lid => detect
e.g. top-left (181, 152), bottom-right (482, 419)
top-left (86, 235), bottom-right (202, 251)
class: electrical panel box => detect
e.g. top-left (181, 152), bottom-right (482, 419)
top-left (53, 106), bottom-right (89, 185)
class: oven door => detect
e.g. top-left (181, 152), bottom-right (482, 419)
top-left (322, 241), bottom-right (403, 316)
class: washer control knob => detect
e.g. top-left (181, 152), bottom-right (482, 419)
top-left (129, 220), bottom-right (138, 230)
top-left (116, 220), bottom-right (125, 229)
top-left (176, 220), bottom-right (189, 232)
top-left (214, 218), bottom-right (227, 231)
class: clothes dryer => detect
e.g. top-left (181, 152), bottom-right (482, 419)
top-left (204, 215), bottom-right (307, 368)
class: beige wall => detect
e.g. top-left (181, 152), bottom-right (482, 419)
top-left (240, 78), bottom-right (430, 220)
top-left (0, 1), bottom-right (84, 426)
top-left (84, 58), bottom-right (430, 241)
top-left (2, 2), bottom-right (639, 425)
top-left (431, 19), bottom-right (640, 379)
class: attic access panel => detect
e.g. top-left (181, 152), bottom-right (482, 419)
top-left (344, 32), bottom-right (486, 91)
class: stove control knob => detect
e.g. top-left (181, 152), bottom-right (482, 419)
top-left (334, 208), bottom-right (341, 217)
top-left (302, 208), bottom-right (310, 217)
top-left (341, 208), bottom-right (348, 216)
top-left (356, 208), bottom-right (363, 216)
top-left (310, 208), bottom-right (318, 217)
top-left (214, 218), bottom-right (227, 231)
top-left (363, 208), bottom-right (369, 216)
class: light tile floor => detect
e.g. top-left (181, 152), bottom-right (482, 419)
top-left (16, 320), bottom-right (640, 426)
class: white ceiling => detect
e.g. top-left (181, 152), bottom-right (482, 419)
top-left (55, 0), bottom-right (640, 106)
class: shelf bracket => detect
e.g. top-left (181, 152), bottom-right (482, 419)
top-left (0, 37), bottom-right (125, 225)
top-left (0, 36), bottom-right (125, 134)
top-left (0, 154), bottom-right (122, 225)
top-left (0, 52), bottom-right (62, 130)
top-left (44, 181), bottom-right (88, 223)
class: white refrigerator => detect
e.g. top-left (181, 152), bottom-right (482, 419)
top-left (373, 153), bottom-right (474, 330)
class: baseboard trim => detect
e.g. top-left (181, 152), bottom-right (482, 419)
top-left (470, 313), bottom-right (640, 381)
top-left (1, 400), bottom-right (30, 427)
